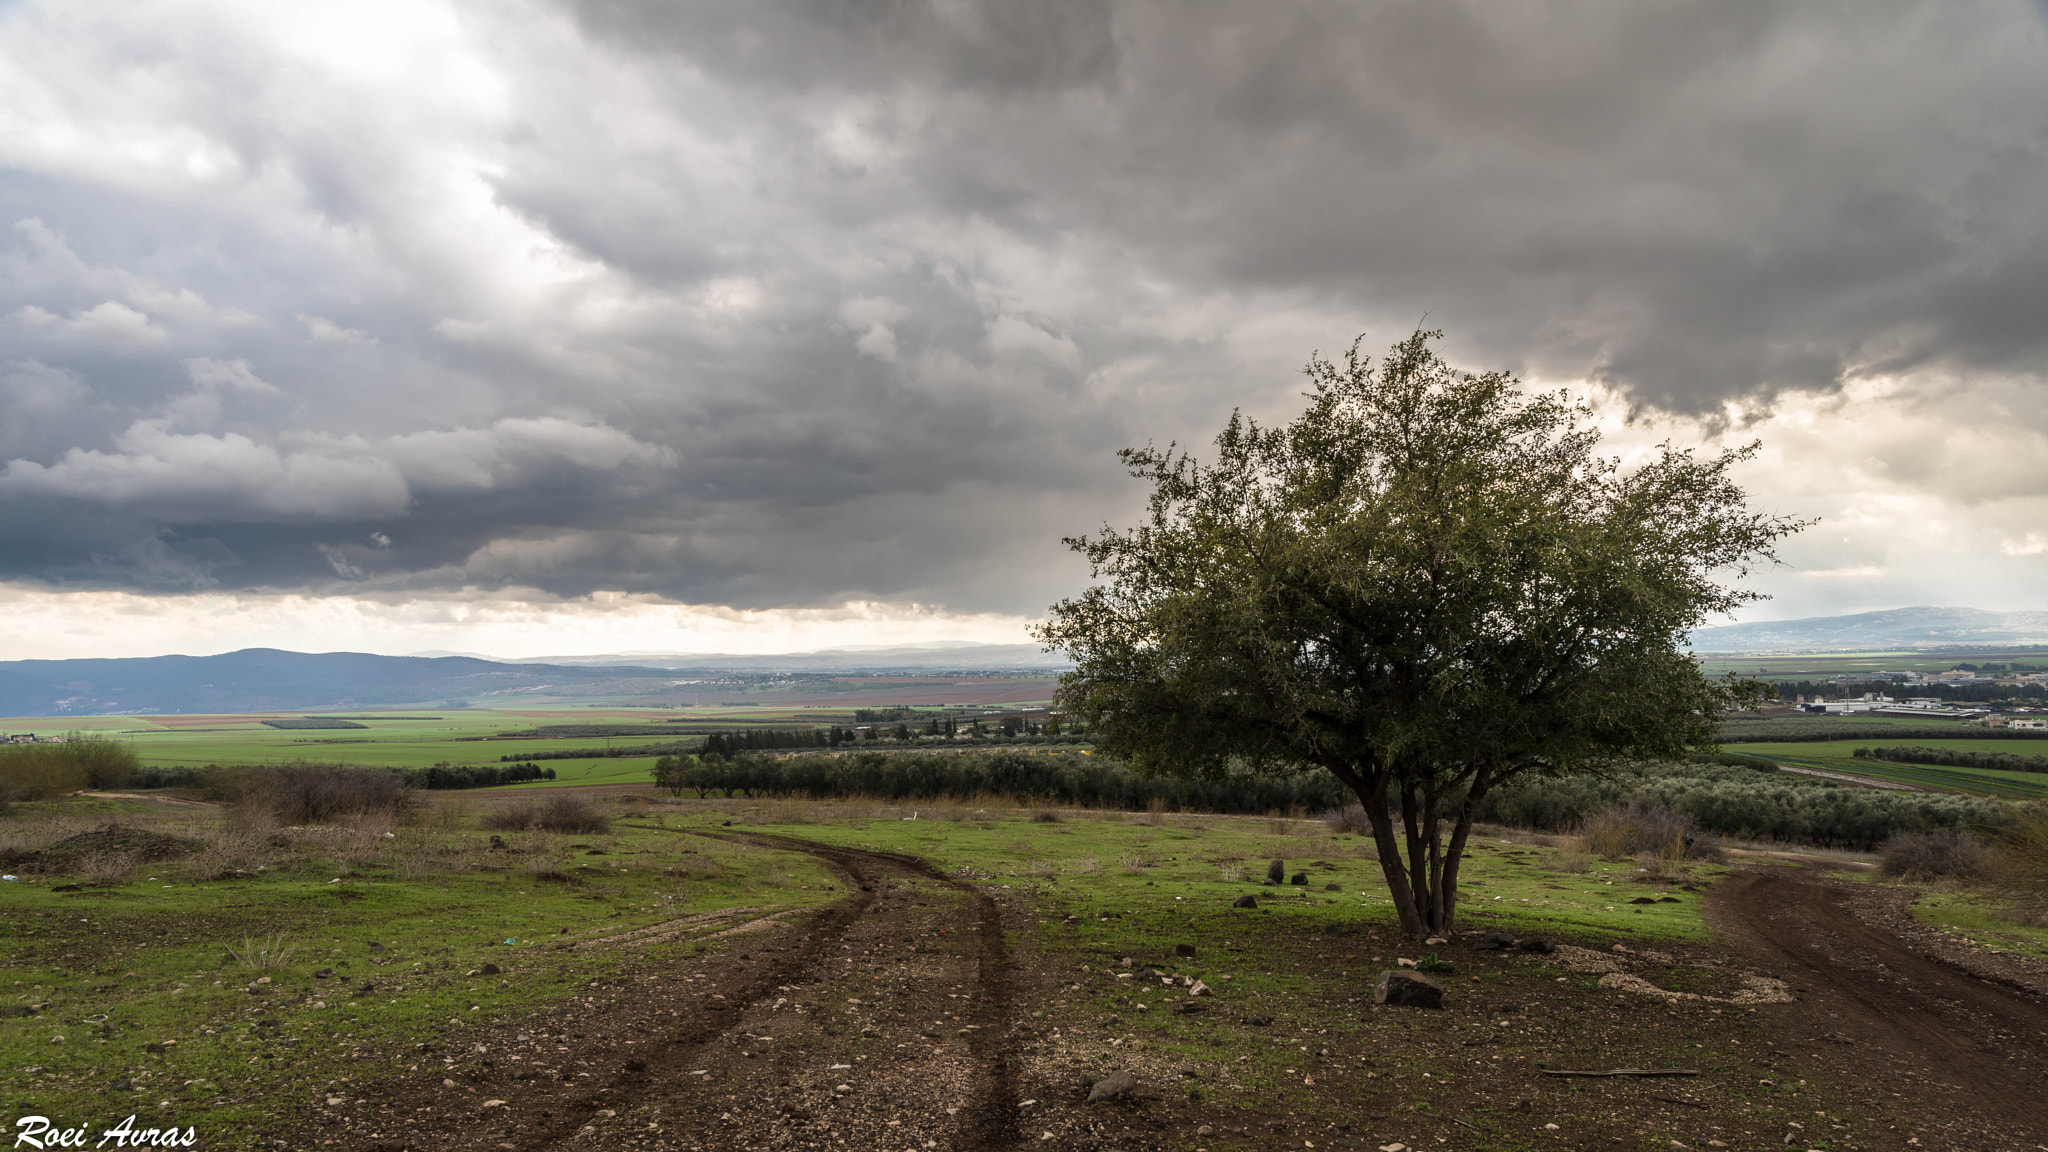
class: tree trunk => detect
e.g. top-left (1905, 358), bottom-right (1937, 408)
top-left (1329, 757), bottom-right (1498, 938)
top-left (1326, 758), bottom-right (1427, 937)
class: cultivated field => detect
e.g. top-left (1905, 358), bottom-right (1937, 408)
top-left (1730, 741), bottom-right (2048, 797)
top-left (4, 786), bottom-right (2046, 1151)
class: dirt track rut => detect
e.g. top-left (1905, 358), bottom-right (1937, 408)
top-left (292, 829), bottom-right (1021, 1152)
top-left (1711, 868), bottom-right (2048, 1144)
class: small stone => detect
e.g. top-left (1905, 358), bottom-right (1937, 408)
top-left (1629, 896), bottom-right (1658, 905)
top-left (1515, 936), bottom-right (1556, 954)
top-left (1290, 872), bottom-right (1308, 885)
top-left (1087, 1070), bottom-right (1137, 1101)
top-left (1544, 1123), bottom-right (1560, 1131)
top-left (313, 968), bottom-right (333, 979)
top-left (1196, 1125), bottom-right (1214, 1136)
top-left (482, 1099), bottom-right (507, 1108)
top-left (1187, 980), bottom-right (1211, 997)
top-left (1378, 1144), bottom-right (1407, 1152)
top-left (1324, 882), bottom-right (1341, 891)
top-left (1373, 970), bottom-right (1446, 1010)
top-left (1396, 957), bottom-right (1417, 968)
top-left (1424, 936), bottom-right (1447, 946)
top-left (444, 1079), bottom-right (457, 1088)
top-left (1174, 943), bottom-right (1196, 958)
top-left (1611, 944), bottom-right (1634, 954)
top-left (1266, 860), bottom-right (1286, 884)
top-left (1232, 894), bottom-right (1258, 909)
top-left (479, 963), bottom-right (501, 976)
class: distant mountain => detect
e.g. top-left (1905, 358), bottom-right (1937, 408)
top-left (496, 644), bottom-right (1068, 673)
top-left (0, 649), bottom-right (682, 717)
top-left (1688, 607), bottom-right (2048, 652)
top-left (0, 643), bottom-right (1071, 716)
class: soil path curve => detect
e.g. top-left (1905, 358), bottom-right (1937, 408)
top-left (1709, 867), bottom-right (2048, 1143)
top-left (282, 828), bottom-right (1022, 1152)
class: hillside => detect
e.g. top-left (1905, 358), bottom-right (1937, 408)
top-left (1689, 606), bottom-right (2048, 652)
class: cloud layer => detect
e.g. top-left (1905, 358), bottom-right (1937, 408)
top-left (2, 0), bottom-right (2046, 650)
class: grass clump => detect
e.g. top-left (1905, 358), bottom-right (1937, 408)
top-left (227, 932), bottom-right (300, 970)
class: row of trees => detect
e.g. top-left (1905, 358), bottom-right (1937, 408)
top-left (1852, 745), bottom-right (2048, 775)
top-left (651, 748), bottom-right (1349, 810)
top-left (1474, 761), bottom-right (2010, 849)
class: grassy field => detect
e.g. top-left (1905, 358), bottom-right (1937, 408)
top-left (1695, 647), bottom-right (2048, 677)
top-left (1730, 741), bottom-right (2048, 797)
top-left (0, 789), bottom-right (1719, 1147)
top-left (0, 792), bottom-right (844, 1143)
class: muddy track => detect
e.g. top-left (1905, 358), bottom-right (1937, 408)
top-left (292, 827), bottom-right (1023, 1152)
top-left (1709, 868), bottom-right (2048, 1136)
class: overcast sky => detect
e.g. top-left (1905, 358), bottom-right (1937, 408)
top-left (3, 0), bottom-right (2047, 660)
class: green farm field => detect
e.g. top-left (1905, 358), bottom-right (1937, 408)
top-left (1729, 741), bottom-right (2048, 797)
top-left (1694, 647), bottom-right (2048, 677)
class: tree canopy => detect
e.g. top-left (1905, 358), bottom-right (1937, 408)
top-left (1037, 331), bottom-right (1804, 937)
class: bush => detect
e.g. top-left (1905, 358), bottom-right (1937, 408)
top-left (0, 734), bottom-right (140, 800)
top-left (1578, 803), bottom-right (1707, 862)
top-left (480, 794), bottom-right (610, 834)
top-left (1878, 829), bottom-right (1989, 879)
top-left (226, 762), bottom-right (414, 825)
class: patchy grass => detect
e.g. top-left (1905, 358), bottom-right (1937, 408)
top-left (0, 795), bottom-right (840, 1142)
top-left (1902, 890), bottom-right (2048, 960)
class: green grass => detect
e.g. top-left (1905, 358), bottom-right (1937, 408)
top-left (1730, 742), bottom-right (2048, 797)
top-left (0, 798), bottom-right (842, 1142)
top-left (713, 806), bottom-right (1723, 945)
top-left (1694, 647), bottom-right (2048, 677)
top-left (1903, 890), bottom-right (2048, 960)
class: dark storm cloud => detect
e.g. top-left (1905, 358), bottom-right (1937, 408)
top-left (1, 0), bottom-right (2045, 614)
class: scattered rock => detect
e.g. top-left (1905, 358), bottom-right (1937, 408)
top-left (1290, 872), bottom-right (1308, 885)
top-left (1515, 936), bottom-right (1557, 954)
top-left (1424, 936), bottom-right (1447, 945)
top-left (1174, 943), bottom-right (1196, 957)
top-left (1232, 894), bottom-right (1258, 909)
top-left (1611, 944), bottom-right (1634, 954)
top-left (1244, 1014), bottom-right (1274, 1026)
top-left (1087, 1070), bottom-right (1137, 1102)
top-left (1396, 957), bottom-right (1417, 968)
top-left (1658, 896), bottom-right (1681, 903)
top-left (1472, 931), bottom-right (1518, 951)
top-left (478, 964), bottom-right (501, 976)
top-left (1629, 896), bottom-right (1658, 905)
top-left (1373, 970), bottom-right (1446, 1009)
top-left (1324, 882), bottom-right (1341, 891)
top-left (313, 968), bottom-right (333, 979)
top-left (481, 1099), bottom-right (507, 1109)
top-left (1266, 859), bottom-right (1286, 884)
top-left (1187, 980), bottom-right (1211, 997)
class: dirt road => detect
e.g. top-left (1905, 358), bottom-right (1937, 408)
top-left (289, 829), bottom-right (1021, 1152)
top-left (1711, 867), bottom-right (2048, 1147)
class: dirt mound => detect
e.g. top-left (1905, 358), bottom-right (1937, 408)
top-left (20, 822), bottom-right (200, 872)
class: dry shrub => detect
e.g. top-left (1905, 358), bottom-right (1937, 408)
top-left (1989, 803), bottom-right (2048, 896)
top-left (229, 762), bottom-right (414, 826)
top-left (480, 793), bottom-right (611, 834)
top-left (1323, 804), bottom-right (1373, 836)
top-left (1030, 809), bottom-right (1061, 824)
top-left (1577, 803), bottom-right (1710, 863)
top-left (1144, 797), bottom-right (1171, 827)
top-left (76, 850), bottom-right (136, 886)
top-left (1543, 843), bottom-right (1592, 873)
top-left (228, 933), bottom-right (299, 970)
top-left (1879, 829), bottom-right (1989, 880)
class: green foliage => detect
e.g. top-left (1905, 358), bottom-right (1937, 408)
top-left (1853, 744), bottom-right (2048, 774)
top-left (659, 749), bottom-right (1349, 811)
top-left (1474, 761), bottom-right (2011, 849)
top-left (701, 728), bottom-right (830, 758)
top-left (1037, 329), bottom-right (1800, 935)
top-left (401, 762), bottom-right (555, 789)
top-left (0, 733), bottom-right (140, 801)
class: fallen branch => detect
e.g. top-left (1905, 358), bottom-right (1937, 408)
top-left (1538, 1068), bottom-right (1700, 1078)
top-left (1650, 1095), bottom-right (1707, 1109)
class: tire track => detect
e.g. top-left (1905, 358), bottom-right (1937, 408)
top-left (510, 826), bottom-right (1019, 1152)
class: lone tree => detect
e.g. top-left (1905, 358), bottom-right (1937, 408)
top-left (1037, 331), bottom-right (1803, 938)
